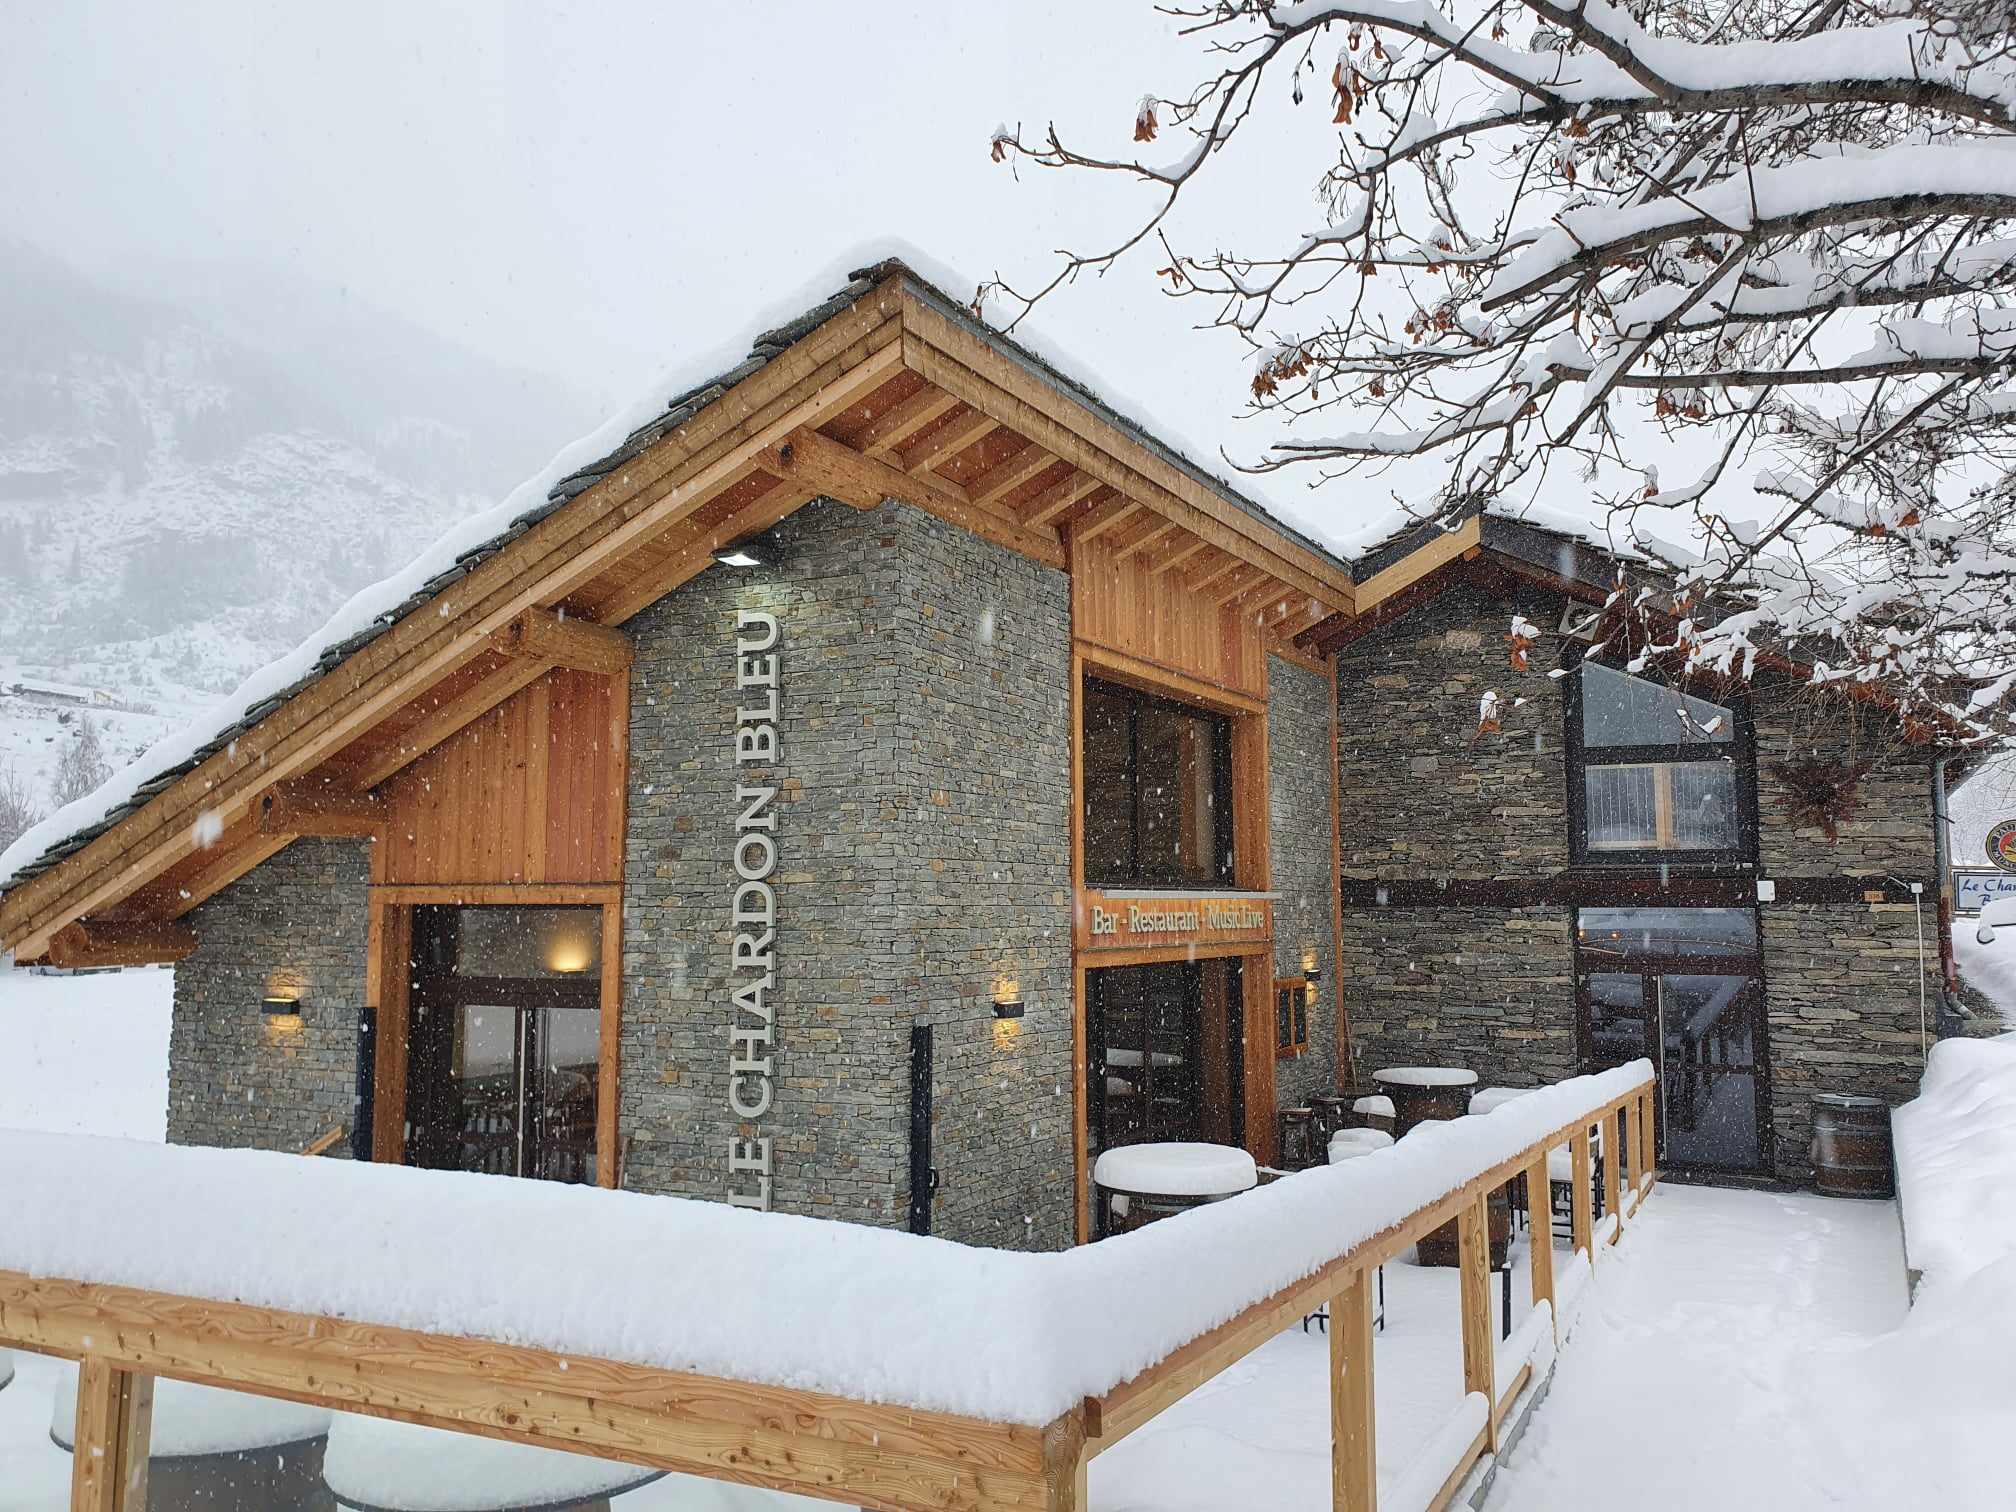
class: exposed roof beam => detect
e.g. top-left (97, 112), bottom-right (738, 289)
top-left (1016, 472), bottom-right (1102, 527)
top-left (967, 445), bottom-right (1058, 507)
top-left (1113, 520), bottom-right (1185, 563)
top-left (495, 608), bottom-right (633, 677)
top-left (855, 387), bottom-right (961, 456)
top-left (1066, 496), bottom-right (1144, 546)
top-left (45, 918), bottom-right (197, 969)
top-left (901, 408), bottom-right (996, 474)
top-left (1145, 533), bottom-right (1215, 576)
top-left (258, 782), bottom-right (385, 840)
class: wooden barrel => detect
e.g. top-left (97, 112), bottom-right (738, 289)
top-left (1811, 1093), bottom-right (1894, 1198)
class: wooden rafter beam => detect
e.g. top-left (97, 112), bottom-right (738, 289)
top-left (258, 781), bottom-right (385, 839)
top-left (1184, 552), bottom-right (1246, 593)
top-left (1144, 532), bottom-right (1214, 577)
top-left (1113, 520), bottom-right (1184, 563)
top-left (596, 483), bottom-right (823, 625)
top-left (966, 444), bottom-right (1057, 507)
top-left (901, 408), bottom-right (996, 474)
top-left (46, 918), bottom-right (197, 969)
top-left (1210, 567), bottom-right (1273, 607)
top-left (1066, 496), bottom-right (1143, 547)
top-left (1016, 472), bottom-right (1101, 528)
top-left (495, 608), bottom-right (633, 677)
top-left (762, 427), bottom-right (1064, 569)
top-left (855, 387), bottom-right (961, 456)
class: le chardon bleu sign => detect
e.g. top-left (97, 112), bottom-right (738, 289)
top-left (726, 609), bottom-right (780, 1210)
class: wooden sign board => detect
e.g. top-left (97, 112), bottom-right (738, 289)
top-left (1075, 891), bottom-right (1272, 953)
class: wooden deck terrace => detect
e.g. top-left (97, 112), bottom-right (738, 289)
top-left (0, 1075), bottom-right (1657, 1512)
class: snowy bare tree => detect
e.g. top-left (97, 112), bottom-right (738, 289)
top-left (48, 715), bottom-right (110, 809)
top-left (0, 763), bottom-right (39, 854)
top-left (989, 0), bottom-right (2016, 740)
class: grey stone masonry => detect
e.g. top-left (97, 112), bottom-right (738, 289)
top-left (167, 838), bottom-right (370, 1153)
top-left (620, 496), bottom-right (1074, 1249)
top-left (1333, 578), bottom-right (1943, 1181)
top-left (1269, 653), bottom-right (1341, 1110)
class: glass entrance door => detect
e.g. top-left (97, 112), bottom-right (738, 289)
top-left (1576, 908), bottom-right (1771, 1173)
top-left (1088, 958), bottom-right (1244, 1156)
top-left (406, 906), bottom-right (603, 1185)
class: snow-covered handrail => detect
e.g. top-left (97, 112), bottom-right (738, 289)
top-left (0, 1060), bottom-right (1656, 1511)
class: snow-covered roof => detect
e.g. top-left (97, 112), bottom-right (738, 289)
top-left (0, 252), bottom-right (1409, 897)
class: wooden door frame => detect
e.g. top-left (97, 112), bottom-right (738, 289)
top-left (1069, 641), bottom-right (1277, 1242)
top-left (367, 881), bottom-right (624, 1189)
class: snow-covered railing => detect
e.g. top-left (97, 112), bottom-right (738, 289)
top-left (0, 1061), bottom-right (1656, 1512)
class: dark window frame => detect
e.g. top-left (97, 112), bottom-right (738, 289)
top-left (1562, 644), bottom-right (1760, 868)
top-left (1274, 976), bottom-right (1310, 1060)
top-left (1082, 675), bottom-right (1236, 889)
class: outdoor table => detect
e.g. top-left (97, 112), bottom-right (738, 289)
top-left (1091, 1141), bottom-right (1258, 1235)
top-left (322, 1412), bottom-right (665, 1512)
top-left (50, 1359), bottom-right (335, 1512)
top-left (1372, 1066), bottom-right (1479, 1138)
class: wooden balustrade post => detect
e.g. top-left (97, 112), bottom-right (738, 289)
top-left (1619, 1101), bottom-right (1637, 1215)
top-left (1640, 1087), bottom-right (1656, 1192)
top-left (1330, 1266), bottom-right (1378, 1512)
top-left (71, 1357), bottom-right (153, 1512)
top-left (1600, 1113), bottom-right (1622, 1241)
top-left (1457, 1192), bottom-right (1498, 1453)
top-left (1041, 1406), bottom-right (1088, 1512)
top-left (1524, 1153), bottom-right (1556, 1338)
top-left (1570, 1128), bottom-right (1594, 1265)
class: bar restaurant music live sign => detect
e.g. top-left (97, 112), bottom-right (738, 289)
top-left (1078, 891), bottom-right (1273, 951)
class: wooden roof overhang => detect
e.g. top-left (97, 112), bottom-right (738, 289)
top-left (0, 262), bottom-right (1373, 965)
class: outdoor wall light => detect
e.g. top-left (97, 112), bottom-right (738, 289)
top-left (992, 997), bottom-right (1027, 1020)
top-left (262, 994), bottom-right (303, 1018)
top-left (712, 535), bottom-right (775, 568)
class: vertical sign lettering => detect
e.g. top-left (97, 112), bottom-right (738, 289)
top-left (727, 609), bottom-right (779, 1209)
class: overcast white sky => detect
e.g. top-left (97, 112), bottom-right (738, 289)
top-left (8, 3), bottom-right (1427, 540)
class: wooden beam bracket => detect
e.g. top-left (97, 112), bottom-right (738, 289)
top-left (495, 608), bottom-right (633, 677)
top-left (46, 918), bottom-right (198, 969)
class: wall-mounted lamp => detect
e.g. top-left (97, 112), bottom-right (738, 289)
top-left (992, 996), bottom-right (1027, 1020)
top-left (262, 994), bottom-right (303, 1019)
top-left (712, 535), bottom-right (776, 569)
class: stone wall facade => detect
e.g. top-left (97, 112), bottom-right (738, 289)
top-left (1333, 577), bottom-right (1943, 1181)
top-left (1269, 653), bottom-right (1342, 1110)
top-left (620, 496), bottom-right (1074, 1248)
top-left (167, 838), bottom-right (370, 1153)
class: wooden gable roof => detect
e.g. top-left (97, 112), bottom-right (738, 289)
top-left (1, 259), bottom-right (1389, 964)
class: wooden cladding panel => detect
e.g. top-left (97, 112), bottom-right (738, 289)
top-left (377, 667), bottom-right (624, 887)
top-left (1072, 535), bottom-right (1265, 699)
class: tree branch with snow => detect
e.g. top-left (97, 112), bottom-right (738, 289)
top-left (989, 0), bottom-right (2016, 742)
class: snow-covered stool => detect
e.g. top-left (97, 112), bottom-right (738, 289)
top-left (1349, 1094), bottom-right (1396, 1134)
top-left (1091, 1142), bottom-right (1257, 1237)
top-left (1469, 1086), bottom-right (1535, 1116)
top-left (50, 1359), bottom-right (335, 1512)
top-left (1327, 1127), bottom-right (1395, 1161)
top-left (322, 1413), bottom-right (665, 1512)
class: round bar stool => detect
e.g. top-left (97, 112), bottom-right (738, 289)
top-left (322, 1413), bottom-right (665, 1512)
top-left (1277, 1106), bottom-right (1317, 1171)
top-left (1308, 1093), bottom-right (1354, 1144)
top-left (49, 1359), bottom-right (335, 1512)
top-left (1302, 1133), bottom-right (1392, 1336)
top-left (1350, 1094), bottom-right (1396, 1134)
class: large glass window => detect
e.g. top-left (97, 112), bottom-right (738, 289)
top-left (1568, 659), bottom-right (1754, 863)
top-left (1083, 677), bottom-right (1234, 887)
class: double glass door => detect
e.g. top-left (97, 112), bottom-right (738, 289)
top-left (1576, 907), bottom-right (1771, 1173)
top-left (406, 906), bottom-right (603, 1184)
top-left (1088, 958), bottom-right (1244, 1155)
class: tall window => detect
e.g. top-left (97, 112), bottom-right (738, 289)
top-left (1566, 658), bottom-right (1755, 864)
top-left (1082, 676), bottom-right (1234, 887)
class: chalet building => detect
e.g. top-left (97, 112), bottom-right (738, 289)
top-left (0, 259), bottom-right (1982, 1248)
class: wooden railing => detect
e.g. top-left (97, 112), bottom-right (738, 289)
top-left (0, 1073), bottom-right (1657, 1512)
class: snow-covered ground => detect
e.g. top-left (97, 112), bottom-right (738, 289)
top-left (1953, 931), bottom-right (2016, 1028)
top-left (1485, 1183), bottom-right (2015, 1512)
top-left (0, 966), bottom-right (169, 1139)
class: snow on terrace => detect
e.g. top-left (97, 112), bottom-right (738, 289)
top-left (0, 1062), bottom-right (1650, 1428)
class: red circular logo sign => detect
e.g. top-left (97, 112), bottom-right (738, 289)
top-left (1989, 820), bottom-right (2016, 874)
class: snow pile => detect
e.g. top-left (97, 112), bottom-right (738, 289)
top-left (1892, 1035), bottom-right (2016, 1291)
top-left (0, 1062), bottom-right (1649, 1427)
